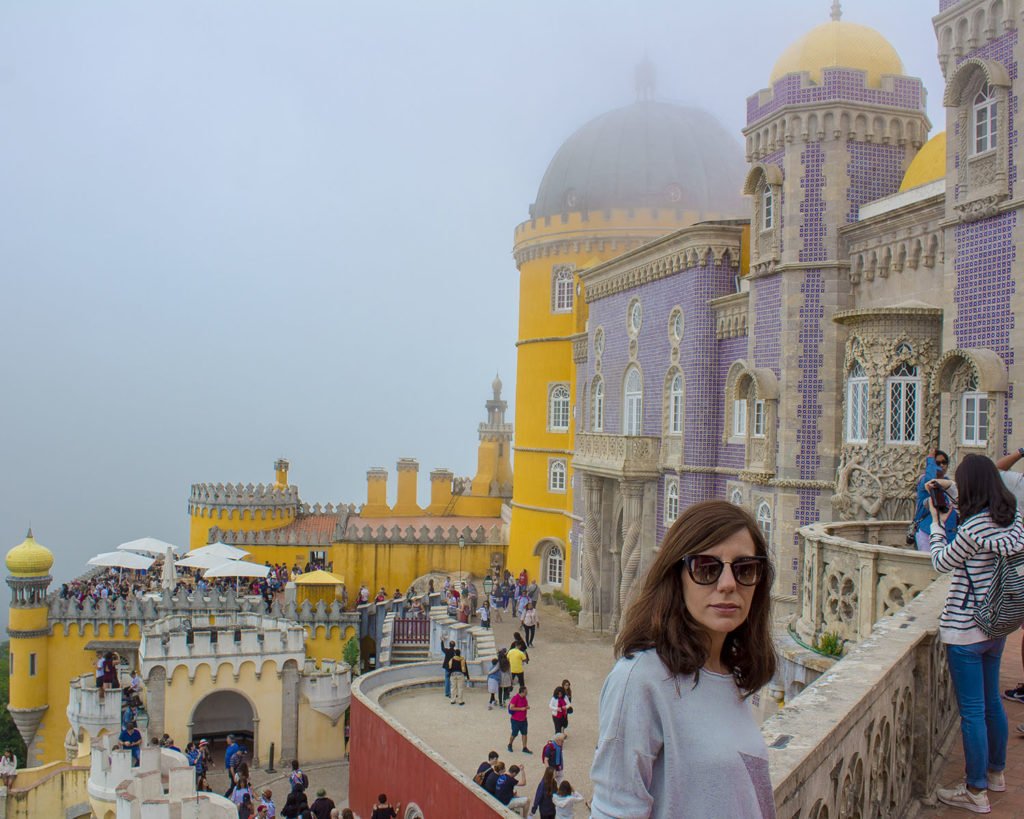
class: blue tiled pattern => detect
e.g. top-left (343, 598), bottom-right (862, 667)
top-left (847, 143), bottom-right (906, 222)
top-left (753, 276), bottom-right (782, 376)
top-left (800, 144), bottom-right (827, 263)
top-left (797, 272), bottom-right (825, 481)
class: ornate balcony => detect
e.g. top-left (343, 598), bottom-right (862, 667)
top-left (794, 521), bottom-right (938, 647)
top-left (573, 434), bottom-right (661, 480)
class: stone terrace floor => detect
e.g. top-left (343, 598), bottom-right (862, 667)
top-left (922, 633), bottom-right (1024, 817)
top-left (382, 601), bottom-right (617, 804)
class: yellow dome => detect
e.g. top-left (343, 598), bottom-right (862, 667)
top-left (771, 21), bottom-right (904, 89)
top-left (5, 529), bottom-right (54, 576)
top-left (899, 132), bottom-right (946, 191)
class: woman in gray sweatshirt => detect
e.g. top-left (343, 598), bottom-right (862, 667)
top-left (590, 500), bottom-right (777, 818)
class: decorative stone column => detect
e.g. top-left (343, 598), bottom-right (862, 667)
top-left (615, 481), bottom-right (645, 632)
top-left (280, 662), bottom-right (300, 764)
top-left (146, 666), bottom-right (166, 739)
top-left (580, 475), bottom-right (603, 626)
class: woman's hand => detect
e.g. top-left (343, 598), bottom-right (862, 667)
top-left (928, 496), bottom-right (951, 526)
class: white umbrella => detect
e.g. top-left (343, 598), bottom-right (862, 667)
top-left (178, 551), bottom-right (241, 570)
top-left (193, 543), bottom-right (250, 560)
top-left (203, 560), bottom-right (271, 579)
top-left (116, 537), bottom-right (182, 556)
top-left (88, 551), bottom-right (155, 571)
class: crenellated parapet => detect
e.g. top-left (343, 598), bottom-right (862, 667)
top-left (188, 482), bottom-right (300, 518)
top-left (934, 0), bottom-right (1021, 77)
top-left (342, 523), bottom-right (503, 545)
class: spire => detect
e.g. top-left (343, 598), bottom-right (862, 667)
top-left (26, 526), bottom-right (32, 539)
top-left (830, 0), bottom-right (842, 21)
top-left (492, 372), bottom-right (503, 400)
top-left (634, 56), bottom-right (656, 102)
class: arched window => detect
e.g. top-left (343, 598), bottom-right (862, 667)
top-left (664, 478), bottom-right (680, 524)
top-left (592, 377), bottom-right (604, 432)
top-left (730, 489), bottom-right (744, 506)
top-left (545, 545), bottom-right (564, 586)
top-left (846, 361), bottom-right (869, 443)
top-left (549, 385), bottom-right (570, 431)
top-left (552, 266), bottom-right (574, 312)
top-left (623, 367), bottom-right (643, 436)
top-left (668, 372), bottom-right (683, 435)
top-left (886, 362), bottom-right (920, 443)
top-left (963, 374), bottom-right (989, 447)
top-left (549, 459), bottom-right (567, 492)
top-left (974, 83), bottom-right (998, 154)
top-left (762, 186), bottom-right (774, 231)
top-left (756, 501), bottom-right (772, 545)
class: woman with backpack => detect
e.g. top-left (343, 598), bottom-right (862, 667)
top-left (929, 453), bottom-right (1024, 813)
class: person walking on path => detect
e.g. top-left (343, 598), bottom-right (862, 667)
top-left (507, 685), bottom-right (533, 754)
top-left (549, 687), bottom-right (570, 736)
top-left (552, 781), bottom-right (588, 817)
top-left (487, 657), bottom-right (502, 710)
top-left (931, 454), bottom-right (1024, 813)
top-left (559, 680), bottom-right (574, 733)
top-left (541, 734), bottom-right (565, 783)
top-left (310, 789), bottom-right (335, 819)
top-left (259, 789), bottom-right (276, 818)
top-left (508, 642), bottom-right (528, 688)
top-left (477, 600), bottom-right (491, 629)
top-left (530, 766), bottom-right (558, 819)
top-left (498, 649), bottom-right (513, 707)
top-left (449, 649), bottom-right (470, 705)
top-left (521, 602), bottom-right (539, 647)
top-left (441, 640), bottom-right (456, 699)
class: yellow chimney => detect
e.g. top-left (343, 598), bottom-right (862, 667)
top-left (274, 458), bottom-right (290, 488)
top-left (428, 469), bottom-right (454, 514)
top-left (393, 458), bottom-right (422, 516)
top-left (363, 468), bottom-right (390, 516)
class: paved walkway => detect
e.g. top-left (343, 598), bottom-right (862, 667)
top-left (204, 755), bottom-right (350, 814)
top-left (922, 633), bottom-right (1024, 816)
top-left (382, 600), bottom-right (617, 805)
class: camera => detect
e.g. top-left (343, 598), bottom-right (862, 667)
top-left (929, 484), bottom-right (949, 514)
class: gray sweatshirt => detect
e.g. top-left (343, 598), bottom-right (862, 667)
top-left (590, 649), bottom-right (775, 819)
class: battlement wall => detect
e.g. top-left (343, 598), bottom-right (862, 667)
top-left (188, 482), bottom-right (300, 513)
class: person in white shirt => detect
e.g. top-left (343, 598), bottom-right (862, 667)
top-left (0, 750), bottom-right (16, 788)
top-left (552, 781), bottom-right (587, 817)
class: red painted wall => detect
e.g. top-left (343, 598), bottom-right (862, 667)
top-left (349, 696), bottom-right (510, 818)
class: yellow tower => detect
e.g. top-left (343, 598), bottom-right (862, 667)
top-left (5, 529), bottom-right (54, 764)
top-left (508, 79), bottom-right (748, 592)
top-left (188, 467), bottom-right (300, 549)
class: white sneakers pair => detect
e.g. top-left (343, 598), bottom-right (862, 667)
top-left (935, 772), bottom-right (1004, 814)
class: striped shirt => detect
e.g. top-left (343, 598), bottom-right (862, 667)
top-left (930, 510), bottom-right (1024, 644)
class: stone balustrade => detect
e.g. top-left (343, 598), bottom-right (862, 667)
top-left (794, 520), bottom-right (938, 647)
top-left (766, 576), bottom-right (957, 817)
top-left (573, 433), bottom-right (662, 480)
top-left (66, 673), bottom-right (128, 742)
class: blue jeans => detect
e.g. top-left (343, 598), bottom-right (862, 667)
top-left (444, 669), bottom-right (451, 698)
top-left (946, 638), bottom-right (1008, 789)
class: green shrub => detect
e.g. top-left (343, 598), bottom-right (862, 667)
top-left (814, 630), bottom-right (844, 657)
top-left (343, 636), bottom-right (361, 674)
top-left (552, 590), bottom-right (582, 616)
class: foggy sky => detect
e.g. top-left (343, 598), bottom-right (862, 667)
top-left (0, 1), bottom-right (946, 593)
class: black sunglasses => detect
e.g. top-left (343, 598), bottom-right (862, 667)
top-left (682, 555), bottom-right (768, 587)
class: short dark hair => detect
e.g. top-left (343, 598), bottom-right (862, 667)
top-left (488, 751), bottom-right (499, 760)
top-left (614, 499), bottom-right (777, 696)
top-left (378, 793), bottom-right (388, 803)
top-left (956, 453), bottom-right (1017, 527)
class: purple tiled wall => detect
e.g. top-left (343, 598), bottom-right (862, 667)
top-left (718, 334), bottom-right (749, 471)
top-left (939, 0), bottom-right (961, 10)
top-left (847, 143), bottom-right (907, 222)
top-left (797, 271), bottom-right (825, 481)
top-left (800, 144), bottom-right (827, 263)
top-left (753, 276), bottom-right (782, 376)
top-left (747, 69), bottom-right (925, 127)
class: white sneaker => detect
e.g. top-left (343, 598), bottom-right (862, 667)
top-left (936, 782), bottom-right (991, 813)
top-left (988, 771), bottom-right (1006, 792)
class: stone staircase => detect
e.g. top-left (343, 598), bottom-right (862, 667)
top-left (389, 643), bottom-right (431, 665)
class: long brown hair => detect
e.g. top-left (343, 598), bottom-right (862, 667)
top-left (614, 499), bottom-right (776, 695)
top-left (956, 453), bottom-right (1017, 526)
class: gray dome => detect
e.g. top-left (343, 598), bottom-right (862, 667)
top-left (531, 101), bottom-right (747, 219)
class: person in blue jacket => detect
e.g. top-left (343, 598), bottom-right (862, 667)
top-left (915, 449), bottom-right (957, 550)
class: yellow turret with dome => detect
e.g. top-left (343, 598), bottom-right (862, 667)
top-left (5, 528), bottom-right (54, 576)
top-left (770, 2), bottom-right (904, 88)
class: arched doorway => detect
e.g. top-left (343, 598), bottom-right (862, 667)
top-left (191, 690), bottom-right (256, 763)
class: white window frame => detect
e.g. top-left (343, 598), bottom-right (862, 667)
top-left (592, 377), bottom-right (604, 432)
top-left (628, 300), bottom-right (643, 336)
top-left (553, 267), bottom-right (574, 313)
top-left (668, 372), bottom-right (683, 435)
top-left (664, 478), bottom-right (680, 524)
top-left (545, 545), bottom-right (564, 585)
top-left (756, 501), bottom-right (772, 544)
top-left (846, 362), bottom-right (869, 443)
top-left (549, 459), bottom-right (567, 492)
top-left (886, 364), bottom-right (921, 444)
top-left (762, 186), bottom-right (774, 231)
top-left (624, 367), bottom-right (643, 436)
top-left (730, 489), bottom-right (744, 506)
top-left (549, 384), bottom-right (570, 432)
top-left (974, 83), bottom-right (998, 155)
top-left (752, 399), bottom-right (766, 438)
top-left (962, 391), bottom-right (989, 447)
top-left (732, 398), bottom-right (747, 438)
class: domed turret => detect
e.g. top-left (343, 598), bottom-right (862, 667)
top-left (6, 528), bottom-right (54, 576)
top-left (770, 4), bottom-right (904, 89)
top-left (531, 100), bottom-right (746, 219)
top-left (900, 132), bottom-right (946, 192)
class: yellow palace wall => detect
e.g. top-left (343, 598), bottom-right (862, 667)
top-left (2, 759), bottom-right (90, 819)
top-left (189, 507), bottom-right (296, 550)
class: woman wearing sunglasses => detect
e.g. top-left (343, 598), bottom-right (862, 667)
top-left (590, 499), bottom-right (777, 819)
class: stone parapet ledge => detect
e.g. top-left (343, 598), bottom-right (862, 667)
top-left (66, 673), bottom-right (124, 740)
top-left (795, 520), bottom-right (938, 646)
top-left (766, 576), bottom-right (956, 817)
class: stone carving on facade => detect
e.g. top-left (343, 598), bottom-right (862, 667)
top-left (934, 3), bottom-right (1018, 78)
top-left (933, 347), bottom-right (1008, 462)
top-left (614, 481), bottom-right (645, 632)
top-left (580, 475), bottom-right (602, 616)
top-left (710, 291), bottom-right (749, 340)
top-left (832, 452), bottom-right (896, 520)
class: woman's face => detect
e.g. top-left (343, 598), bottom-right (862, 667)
top-left (680, 527), bottom-right (759, 640)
